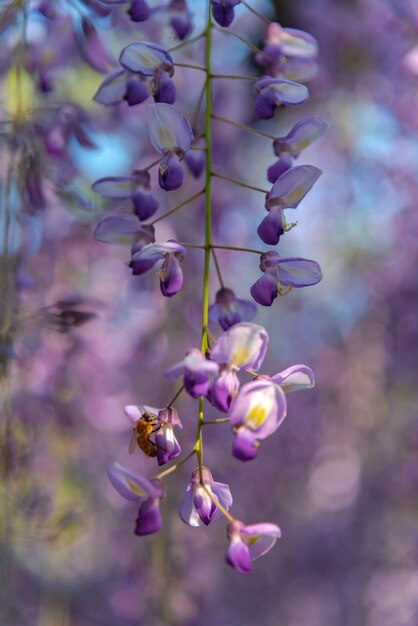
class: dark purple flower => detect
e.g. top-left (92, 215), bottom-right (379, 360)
top-left (128, 0), bottom-right (151, 21)
top-left (208, 288), bottom-right (257, 330)
top-left (164, 348), bottom-right (219, 398)
top-left (185, 151), bottom-right (205, 178)
top-left (93, 70), bottom-right (150, 106)
top-left (207, 368), bottom-right (240, 412)
top-left (129, 241), bottom-right (187, 297)
top-left (158, 154), bottom-right (184, 191)
top-left (92, 170), bottom-right (159, 221)
top-left (154, 408), bottom-right (182, 466)
top-left (267, 155), bottom-right (293, 184)
top-left (169, 0), bottom-right (193, 40)
top-left (251, 251), bottom-right (323, 306)
top-left (226, 520), bottom-right (281, 574)
top-left (254, 77), bottom-right (309, 120)
top-left (107, 463), bottom-right (165, 536)
top-left (119, 41), bottom-right (173, 77)
top-left (179, 467), bottom-right (233, 527)
top-left (211, 0), bottom-right (241, 28)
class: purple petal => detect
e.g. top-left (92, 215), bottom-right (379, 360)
top-left (124, 404), bottom-right (142, 425)
top-left (94, 216), bottom-right (147, 245)
top-left (154, 72), bottom-right (176, 104)
top-left (119, 42), bottom-right (173, 76)
top-left (207, 369), bottom-right (240, 412)
top-left (135, 498), bottom-right (162, 535)
top-left (232, 427), bottom-right (260, 461)
top-left (93, 70), bottom-right (129, 106)
top-left (184, 370), bottom-right (210, 398)
top-left (107, 463), bottom-right (163, 501)
top-left (158, 154), bottom-right (184, 191)
top-left (270, 364), bottom-right (315, 392)
top-left (229, 379), bottom-right (287, 438)
top-left (128, 0), bottom-right (151, 21)
top-left (242, 523), bottom-right (282, 560)
top-left (257, 209), bottom-right (285, 245)
top-left (266, 165), bottom-right (322, 210)
top-left (211, 481), bottom-right (233, 516)
top-left (208, 288), bottom-right (257, 330)
top-left (226, 537), bottom-right (251, 573)
top-left (276, 257), bottom-right (323, 287)
top-left (179, 483), bottom-right (201, 527)
top-left (125, 78), bottom-right (150, 106)
top-left (155, 425), bottom-right (181, 465)
top-left (92, 176), bottom-right (133, 199)
top-left (193, 487), bottom-right (217, 525)
top-left (282, 57), bottom-right (319, 82)
top-left (170, 14), bottom-right (192, 40)
top-left (159, 253), bottom-right (183, 297)
top-left (147, 103), bottom-right (194, 154)
top-left (211, 2), bottom-right (237, 28)
top-left (132, 191), bottom-right (159, 220)
top-left (185, 151), bottom-right (205, 178)
top-left (255, 77), bottom-right (309, 107)
top-left (267, 155), bottom-right (293, 184)
top-left (274, 117), bottom-right (329, 158)
top-left (210, 322), bottom-right (269, 371)
top-left (250, 273), bottom-right (278, 307)
top-left (280, 26), bottom-right (318, 58)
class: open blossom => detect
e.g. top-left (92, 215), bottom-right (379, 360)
top-left (208, 288), bottom-right (256, 330)
top-left (251, 251), bottom-right (323, 306)
top-left (229, 364), bottom-right (314, 460)
top-left (259, 165), bottom-right (322, 244)
top-left (107, 463), bottom-right (165, 535)
top-left (92, 170), bottom-right (159, 221)
top-left (254, 77), bottom-right (309, 120)
top-left (179, 467), bottom-right (233, 527)
top-left (226, 520), bottom-right (282, 574)
top-left (147, 103), bottom-right (194, 191)
top-left (129, 241), bottom-right (187, 297)
top-left (256, 22), bottom-right (318, 79)
top-left (155, 407), bottom-right (182, 466)
top-left (164, 348), bottom-right (219, 398)
top-left (94, 217), bottom-right (155, 247)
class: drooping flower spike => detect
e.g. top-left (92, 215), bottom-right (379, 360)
top-left (259, 165), bottom-right (322, 244)
top-left (107, 463), bottom-right (165, 535)
top-left (251, 251), bottom-right (323, 306)
top-left (254, 77), bottom-right (309, 120)
top-left (129, 240), bottom-right (187, 297)
top-left (208, 288), bottom-right (257, 331)
top-left (226, 520), bottom-right (282, 574)
top-left (164, 348), bottom-right (219, 398)
top-left (92, 171), bottom-right (159, 221)
top-left (179, 467), bottom-right (233, 527)
top-left (146, 103), bottom-right (194, 191)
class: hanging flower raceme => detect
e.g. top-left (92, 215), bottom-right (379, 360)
top-left (94, 41), bottom-right (175, 106)
top-left (226, 520), bottom-right (282, 574)
top-left (251, 251), bottom-right (323, 306)
top-left (259, 164), bottom-right (322, 245)
top-left (267, 117), bottom-right (328, 183)
top-left (92, 170), bottom-right (159, 221)
top-left (107, 463), bottom-right (165, 535)
top-left (164, 348), bottom-right (219, 398)
top-left (210, 0), bottom-right (241, 28)
top-left (129, 240), bottom-right (187, 297)
top-left (179, 467), bottom-right (233, 527)
top-left (207, 323), bottom-right (268, 412)
top-left (229, 364), bottom-right (314, 460)
top-left (146, 103), bottom-right (194, 191)
top-left (254, 77), bottom-right (309, 120)
top-left (208, 288), bottom-right (257, 331)
top-left (255, 22), bottom-right (319, 81)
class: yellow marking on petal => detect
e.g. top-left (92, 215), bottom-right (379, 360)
top-left (247, 535), bottom-right (260, 546)
top-left (231, 347), bottom-right (250, 368)
top-left (245, 404), bottom-right (268, 428)
top-left (127, 480), bottom-right (146, 497)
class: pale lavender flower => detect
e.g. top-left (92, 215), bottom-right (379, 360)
top-left (107, 463), bottom-right (165, 535)
top-left (94, 217), bottom-right (155, 246)
top-left (254, 77), bottom-right (309, 119)
top-left (179, 467), bottom-right (232, 527)
top-left (155, 407), bottom-right (182, 466)
top-left (273, 117), bottom-right (329, 158)
top-left (226, 520), bottom-right (281, 573)
top-left (92, 171), bottom-right (159, 221)
top-left (256, 22), bottom-right (318, 78)
top-left (129, 241), bottom-right (187, 297)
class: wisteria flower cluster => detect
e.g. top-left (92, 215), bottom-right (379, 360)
top-left (89, 0), bottom-right (327, 573)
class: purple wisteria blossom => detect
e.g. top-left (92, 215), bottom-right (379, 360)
top-left (254, 77), bottom-right (309, 119)
top-left (92, 171), bottom-right (159, 221)
top-left (179, 467), bottom-right (233, 527)
top-left (226, 520), bottom-right (282, 574)
top-left (259, 165), bottom-right (322, 244)
top-left (155, 407), bottom-right (182, 466)
top-left (207, 322), bottom-right (268, 412)
top-left (208, 288), bottom-right (257, 330)
top-left (94, 216), bottom-right (155, 246)
top-left (130, 241), bottom-right (187, 297)
top-left (147, 103), bottom-right (194, 191)
top-left (164, 348), bottom-right (219, 398)
top-left (251, 252), bottom-right (323, 306)
top-left (169, 0), bottom-right (193, 39)
top-left (210, 0), bottom-right (241, 28)
top-left (229, 364), bottom-right (314, 460)
top-left (107, 463), bottom-right (165, 535)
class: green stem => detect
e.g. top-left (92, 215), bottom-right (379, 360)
top-left (168, 32), bottom-right (206, 52)
top-left (212, 172), bottom-right (269, 194)
top-left (166, 384), bottom-right (185, 409)
top-left (202, 418), bottom-right (230, 425)
top-left (154, 449), bottom-right (195, 480)
top-left (242, 0), bottom-right (270, 25)
top-left (149, 189), bottom-right (204, 225)
top-left (211, 244), bottom-right (265, 254)
top-left (211, 113), bottom-right (276, 140)
top-left (174, 62), bottom-right (207, 72)
top-left (211, 248), bottom-right (224, 288)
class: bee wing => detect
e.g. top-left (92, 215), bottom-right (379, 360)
top-left (128, 432), bottom-right (137, 455)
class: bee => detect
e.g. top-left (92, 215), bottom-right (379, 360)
top-left (129, 412), bottom-right (161, 457)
